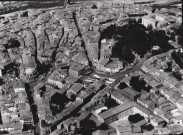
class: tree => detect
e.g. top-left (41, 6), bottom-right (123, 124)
top-left (101, 22), bottom-right (150, 63)
top-left (148, 30), bottom-right (172, 51)
top-left (7, 39), bottom-right (20, 49)
top-left (92, 4), bottom-right (97, 9)
top-left (170, 32), bottom-right (175, 41)
top-left (152, 8), bottom-right (156, 13)
top-left (137, 18), bottom-right (142, 24)
top-left (147, 24), bottom-right (153, 31)
top-left (130, 76), bottom-right (147, 92)
top-left (128, 113), bottom-right (144, 123)
top-left (178, 36), bottom-right (183, 46)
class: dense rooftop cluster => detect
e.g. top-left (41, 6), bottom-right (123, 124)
top-left (0, 0), bottom-right (181, 135)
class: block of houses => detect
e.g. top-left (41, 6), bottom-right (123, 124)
top-left (71, 52), bottom-right (89, 66)
top-left (98, 102), bottom-right (136, 124)
top-left (153, 128), bottom-right (170, 135)
top-left (0, 122), bottom-right (22, 132)
top-left (7, 47), bottom-right (21, 62)
top-left (148, 78), bottom-right (161, 88)
top-left (92, 129), bottom-right (107, 135)
top-left (133, 119), bottom-right (148, 127)
top-left (116, 126), bottom-right (132, 135)
top-left (33, 82), bottom-right (44, 92)
top-left (141, 64), bottom-right (151, 73)
top-left (57, 69), bottom-right (68, 78)
top-left (47, 70), bottom-right (65, 88)
top-left (121, 87), bottom-right (141, 101)
top-left (137, 96), bottom-right (155, 111)
top-left (160, 103), bottom-right (177, 112)
top-left (21, 48), bottom-right (37, 77)
top-left (59, 84), bottom-right (70, 94)
top-left (92, 104), bottom-right (108, 115)
top-left (111, 90), bottom-right (130, 105)
top-left (157, 21), bottom-right (168, 28)
top-left (69, 62), bottom-right (86, 77)
top-left (105, 61), bottom-right (124, 74)
top-left (0, 51), bottom-right (12, 77)
top-left (133, 104), bottom-right (152, 120)
top-left (170, 113), bottom-right (183, 125)
top-left (132, 126), bottom-right (142, 133)
top-left (76, 90), bottom-right (90, 102)
top-left (89, 43), bottom-right (99, 65)
top-left (150, 115), bottom-right (166, 127)
top-left (57, 118), bottom-right (74, 132)
top-left (92, 80), bottom-right (105, 92)
top-left (175, 98), bottom-right (183, 111)
top-left (13, 81), bottom-right (25, 93)
top-left (66, 83), bottom-right (83, 99)
top-left (64, 75), bottom-right (78, 84)
top-left (96, 58), bottom-right (109, 72)
top-left (142, 16), bottom-right (157, 28)
top-left (155, 14), bottom-right (167, 22)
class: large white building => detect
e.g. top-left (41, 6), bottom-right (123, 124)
top-left (142, 16), bottom-right (157, 28)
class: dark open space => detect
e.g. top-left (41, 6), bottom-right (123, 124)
top-left (104, 97), bottom-right (119, 108)
top-left (118, 82), bottom-right (128, 89)
top-left (50, 92), bottom-right (69, 115)
top-left (128, 113), bottom-right (144, 123)
top-left (99, 19), bottom-right (173, 65)
top-left (130, 76), bottom-right (147, 92)
top-left (141, 123), bottom-right (154, 131)
top-left (25, 83), bottom-right (39, 124)
top-left (78, 114), bottom-right (97, 135)
top-left (100, 22), bottom-right (149, 60)
top-left (6, 39), bottom-right (21, 49)
top-left (172, 50), bottom-right (183, 70)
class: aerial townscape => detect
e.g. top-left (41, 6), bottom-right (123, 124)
top-left (0, 0), bottom-right (182, 135)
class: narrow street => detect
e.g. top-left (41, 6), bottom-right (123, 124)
top-left (24, 23), bottom-right (64, 134)
top-left (50, 82), bottom-right (105, 132)
top-left (72, 12), bottom-right (92, 67)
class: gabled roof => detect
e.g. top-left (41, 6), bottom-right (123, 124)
top-left (99, 102), bottom-right (136, 120)
top-left (97, 58), bottom-right (109, 66)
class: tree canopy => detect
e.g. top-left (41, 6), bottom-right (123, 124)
top-left (100, 21), bottom-right (172, 63)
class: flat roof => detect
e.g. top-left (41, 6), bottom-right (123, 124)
top-left (122, 87), bottom-right (140, 97)
top-left (68, 83), bottom-right (83, 93)
top-left (99, 102), bottom-right (136, 120)
top-left (142, 15), bottom-right (157, 22)
top-left (111, 91), bottom-right (130, 103)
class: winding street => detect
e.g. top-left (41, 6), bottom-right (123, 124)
top-left (25, 23), bottom-right (64, 134)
